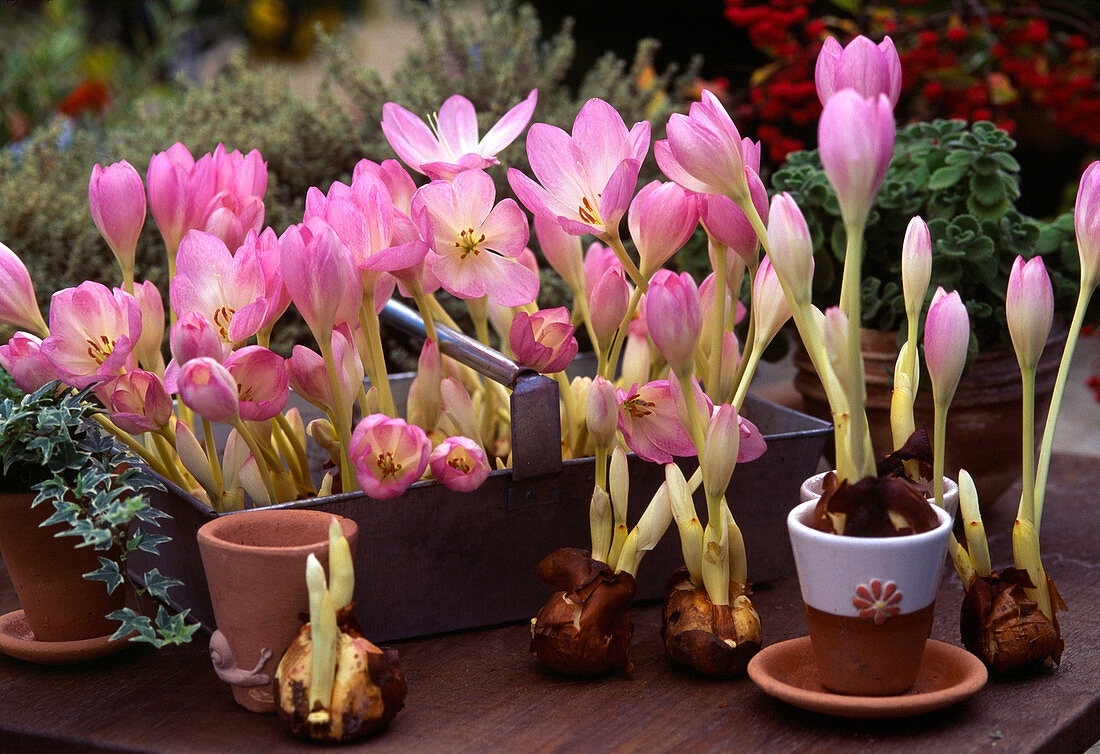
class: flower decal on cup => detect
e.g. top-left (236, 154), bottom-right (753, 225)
top-left (852, 579), bottom-right (902, 625)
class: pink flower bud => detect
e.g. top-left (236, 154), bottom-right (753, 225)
top-left (902, 216), bottom-right (931, 314)
top-left (655, 90), bottom-right (748, 201)
top-left (643, 270), bottom-right (702, 377)
top-left (278, 222), bottom-right (362, 343)
top-left (132, 280), bottom-right (165, 369)
top-left (222, 346), bottom-right (290, 422)
top-left (509, 307), bottom-right (579, 374)
top-left (89, 160), bottom-right (146, 276)
top-left (429, 436), bottom-right (490, 493)
top-left (818, 90), bottom-right (895, 228)
top-left (1075, 160), bottom-right (1100, 290)
top-left (583, 241), bottom-right (623, 300)
top-left (0, 242), bottom-right (47, 335)
top-left (698, 168), bottom-right (769, 263)
top-left (171, 312), bottom-right (228, 365)
top-left (751, 257), bottom-right (792, 347)
top-left (627, 180), bottom-right (699, 276)
top-left (703, 404), bottom-right (741, 497)
top-left (0, 332), bottom-right (55, 393)
top-left (178, 357), bottom-right (240, 423)
top-left (287, 344), bottom-right (332, 411)
top-left (588, 268), bottom-right (631, 352)
top-left (146, 143), bottom-right (215, 255)
top-left (586, 376), bottom-right (619, 448)
top-left (349, 414), bottom-right (431, 500)
top-left (104, 370), bottom-right (172, 434)
top-left (923, 288), bottom-right (970, 406)
top-left (815, 35), bottom-right (902, 107)
top-left (766, 193), bottom-right (815, 304)
top-left (1006, 256), bottom-right (1054, 370)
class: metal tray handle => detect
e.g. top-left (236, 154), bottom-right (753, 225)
top-left (381, 299), bottom-right (562, 482)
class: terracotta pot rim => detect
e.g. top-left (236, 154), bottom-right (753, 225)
top-left (787, 500), bottom-right (952, 547)
top-left (197, 509), bottom-right (357, 555)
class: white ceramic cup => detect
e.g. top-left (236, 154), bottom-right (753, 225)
top-left (800, 471), bottom-right (959, 519)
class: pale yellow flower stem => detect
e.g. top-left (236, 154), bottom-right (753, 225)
top-left (600, 228), bottom-right (647, 290)
top-left (553, 370), bottom-right (577, 456)
top-left (731, 345), bottom-right (764, 412)
top-left (948, 533), bottom-right (977, 590)
top-left (932, 403), bottom-right (948, 509)
top-left (602, 285), bottom-right (645, 381)
top-left (318, 338), bottom-right (358, 494)
top-left (409, 283), bottom-right (440, 344)
top-left (1034, 287), bottom-right (1094, 529)
top-left (201, 418), bottom-right (225, 502)
top-left (706, 242), bottom-right (729, 403)
top-left (839, 224), bottom-right (875, 479)
top-left (1018, 367), bottom-right (1038, 525)
top-left (358, 294), bottom-right (396, 418)
top-left (91, 414), bottom-right (174, 481)
top-left (274, 412), bottom-right (312, 491)
top-left (232, 419), bottom-right (280, 504)
top-left (727, 259), bottom-right (760, 406)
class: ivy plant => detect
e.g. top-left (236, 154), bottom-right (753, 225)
top-left (0, 380), bottom-right (198, 647)
top-left (772, 120), bottom-right (1080, 355)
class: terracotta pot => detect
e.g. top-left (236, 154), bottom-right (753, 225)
top-left (792, 328), bottom-right (1065, 505)
top-left (197, 509), bottom-right (358, 713)
top-left (787, 499), bottom-right (952, 696)
top-left (800, 471), bottom-right (960, 519)
top-left (0, 492), bottom-right (124, 641)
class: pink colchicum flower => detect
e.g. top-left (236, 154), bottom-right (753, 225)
top-left (586, 376), bottom-right (619, 448)
top-left (132, 280), bottom-right (165, 370)
top-left (412, 168), bottom-right (537, 306)
top-left (698, 167), bottom-right (769, 264)
top-left (509, 307), bottom-right (578, 374)
top-left (655, 90), bottom-right (750, 202)
top-left (349, 414), bottom-right (432, 500)
top-left (146, 143), bottom-right (216, 256)
top-left (1075, 160), bottom-right (1100, 291)
top-left (178, 357), bottom-right (240, 424)
top-left (901, 216), bottom-right (931, 312)
top-left (533, 214), bottom-right (585, 293)
top-left (0, 333), bottom-right (55, 393)
top-left (766, 193), bottom-right (816, 305)
top-left (508, 98), bottom-right (650, 238)
top-left (429, 436), bottom-right (490, 493)
top-left (102, 370), bottom-right (172, 434)
top-left (588, 268), bottom-right (631, 352)
top-left (923, 287), bottom-right (970, 406)
top-left (642, 270), bottom-right (702, 378)
top-left (703, 404), bottom-right (742, 497)
top-left (628, 181), bottom-right (699, 276)
top-left (170, 230), bottom-right (272, 345)
top-left (1006, 256), bottom-right (1054, 370)
top-left (818, 90), bottom-right (895, 229)
top-left (751, 257), bottom-right (792, 347)
top-left (286, 328), bottom-right (363, 416)
top-left (278, 222), bottom-right (362, 342)
top-left (40, 282), bottom-right (141, 389)
top-left (222, 346), bottom-right (290, 422)
top-left (170, 312), bottom-right (230, 365)
top-left (815, 35), bottom-right (902, 108)
top-left (88, 160), bottom-right (146, 277)
top-left (201, 145), bottom-right (267, 254)
top-left (582, 241), bottom-right (623, 301)
top-left (0, 242), bottom-right (48, 336)
top-left (382, 89), bottom-right (538, 181)
top-left (304, 170), bottom-right (427, 279)
top-left (617, 380), bottom-right (697, 464)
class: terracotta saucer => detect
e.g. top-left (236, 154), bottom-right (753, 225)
top-left (0, 609), bottom-right (131, 665)
top-left (747, 636), bottom-right (987, 718)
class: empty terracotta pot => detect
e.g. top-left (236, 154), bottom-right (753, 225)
top-left (197, 508), bottom-right (358, 713)
top-left (787, 499), bottom-right (952, 696)
top-left (0, 492), bottom-right (124, 641)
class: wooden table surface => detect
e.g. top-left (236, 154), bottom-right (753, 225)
top-left (1, 454), bottom-right (1097, 753)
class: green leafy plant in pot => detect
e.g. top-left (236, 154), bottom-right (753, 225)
top-left (773, 119), bottom-right (1080, 502)
top-left (0, 377), bottom-right (198, 649)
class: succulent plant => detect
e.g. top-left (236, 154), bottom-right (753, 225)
top-left (771, 119), bottom-right (1079, 354)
